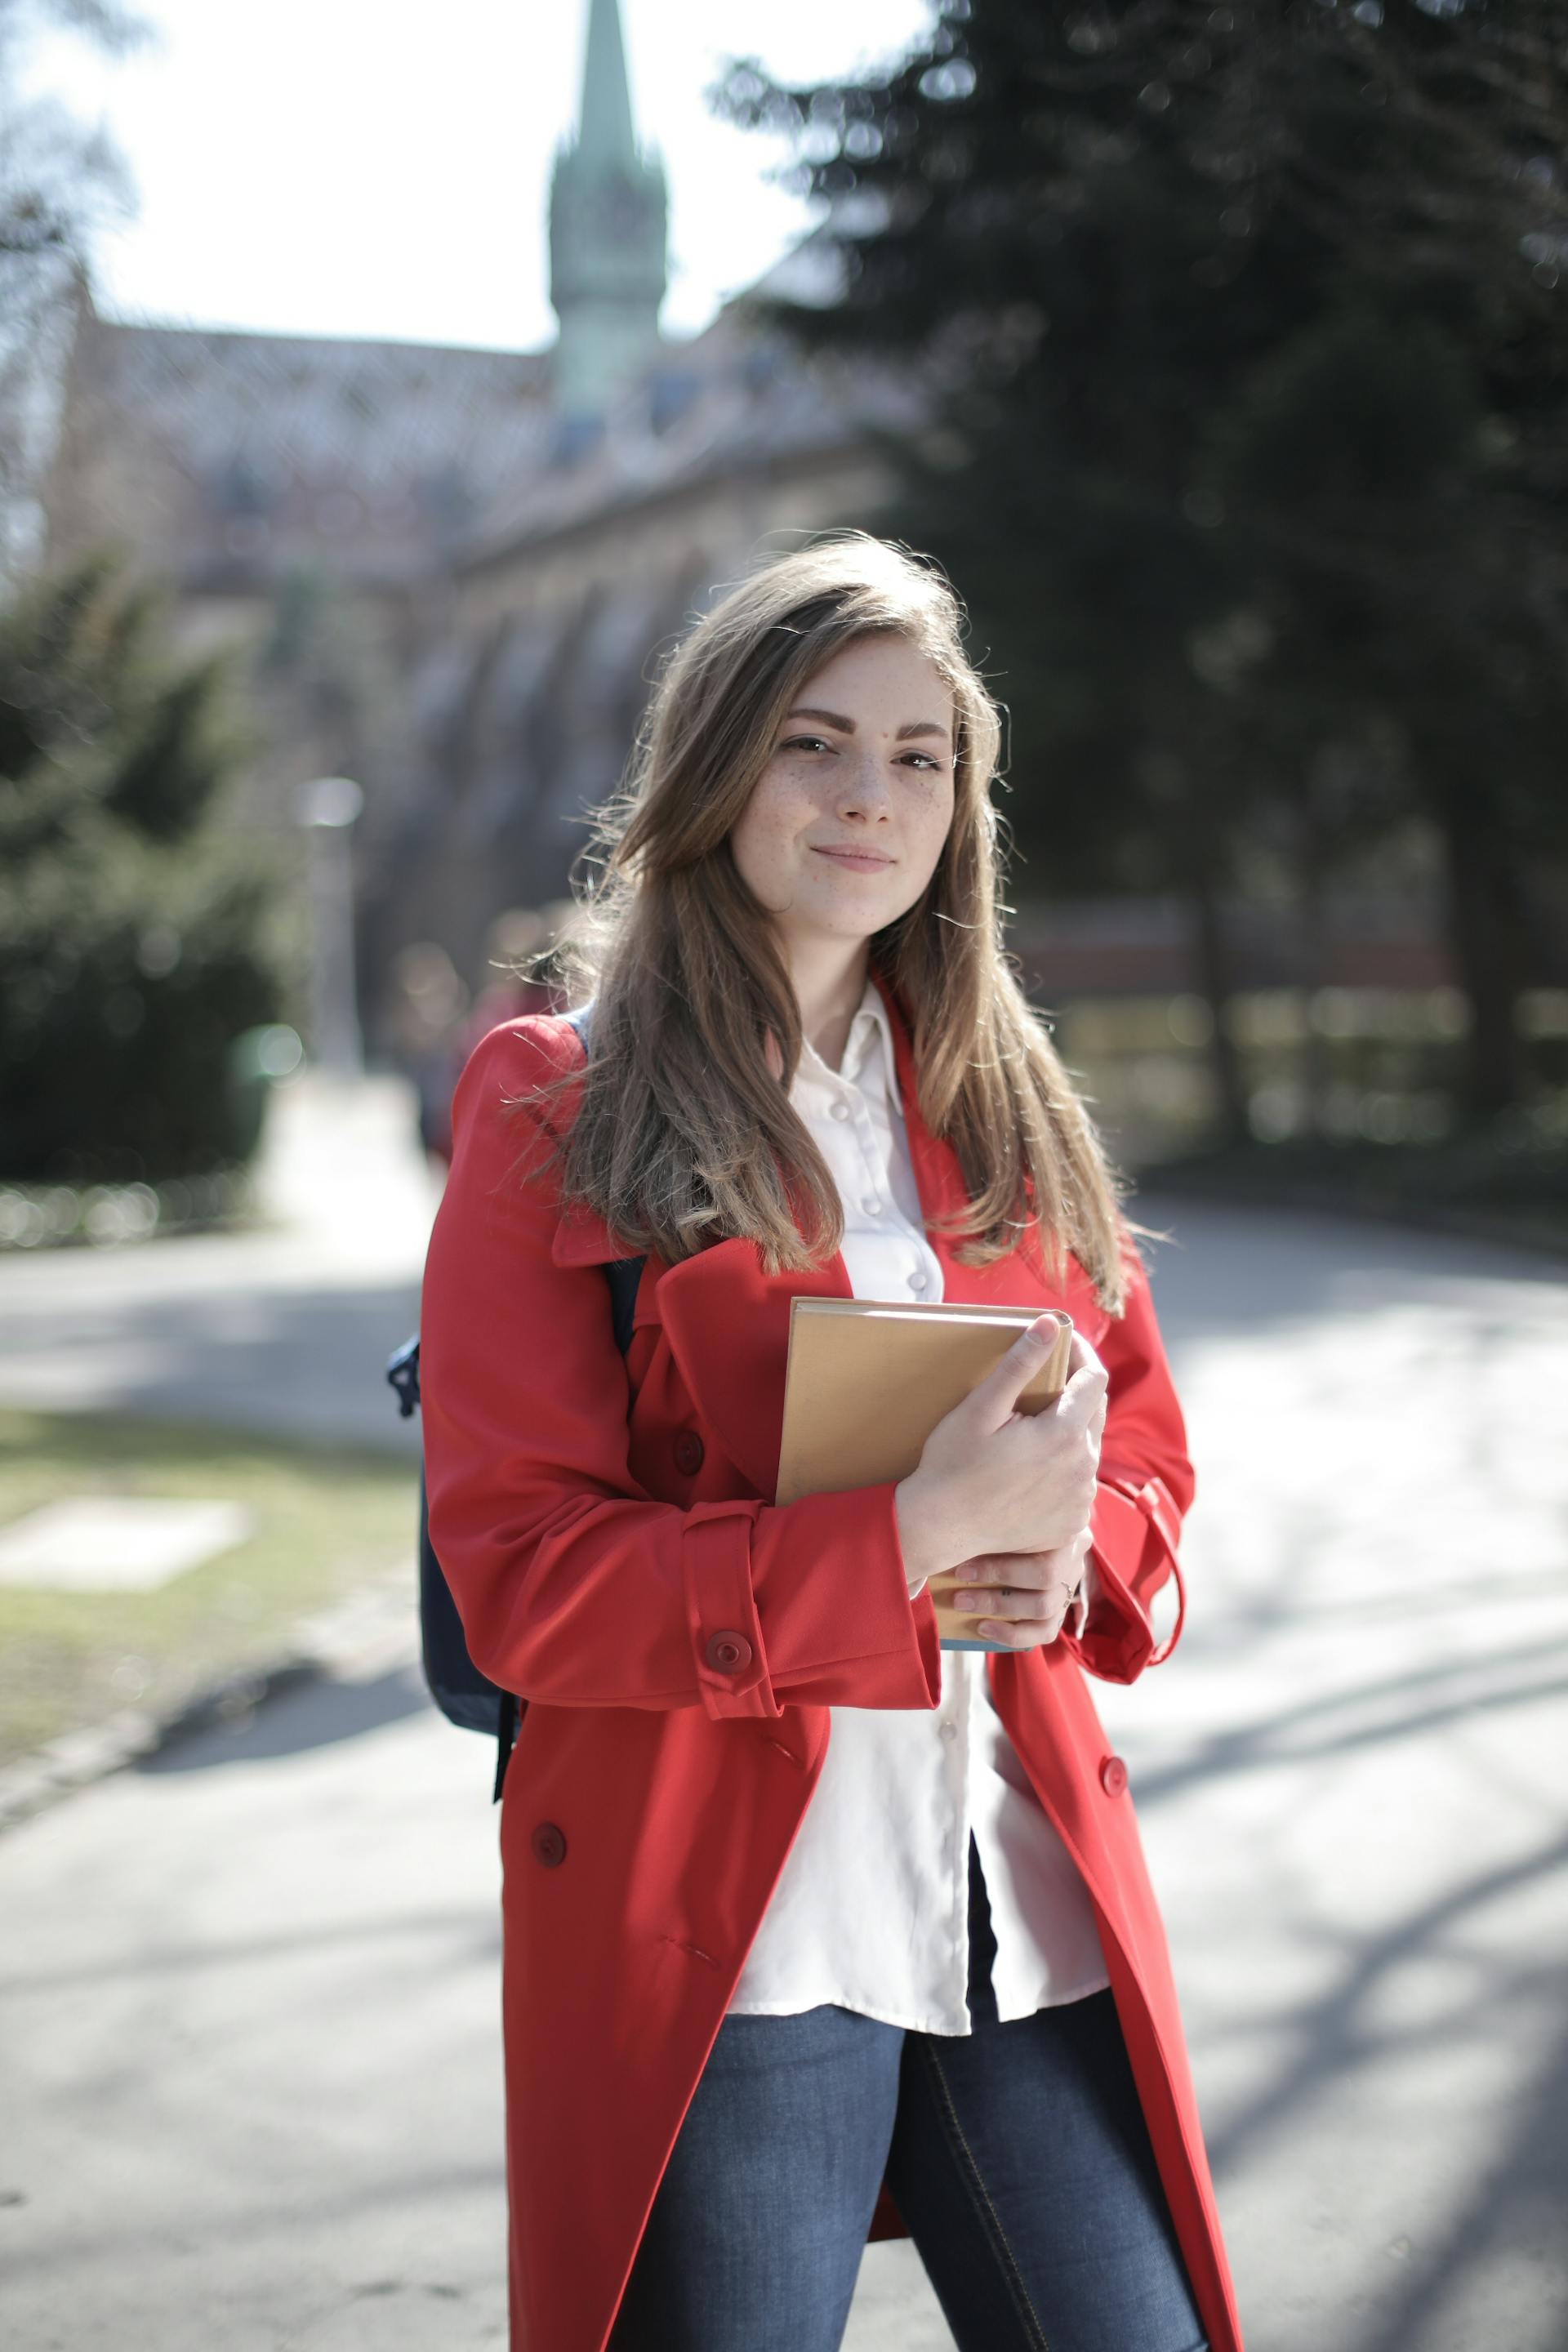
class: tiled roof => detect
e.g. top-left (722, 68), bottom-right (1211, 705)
top-left (458, 305), bottom-right (926, 567)
top-left (58, 241), bottom-right (926, 588)
top-left (60, 306), bottom-right (556, 586)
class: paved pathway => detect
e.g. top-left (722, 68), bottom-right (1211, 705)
top-left (2, 1071), bottom-right (1564, 2350)
top-left (0, 1068), bottom-right (443, 1450)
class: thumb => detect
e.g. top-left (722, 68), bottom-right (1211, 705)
top-left (966, 1312), bottom-right (1067, 1431)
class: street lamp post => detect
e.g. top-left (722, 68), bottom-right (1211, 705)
top-left (295, 774), bottom-right (364, 1077)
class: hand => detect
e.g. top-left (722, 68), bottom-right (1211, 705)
top-left (944, 1526), bottom-right (1094, 1648)
top-left (895, 1324), bottom-right (1108, 1594)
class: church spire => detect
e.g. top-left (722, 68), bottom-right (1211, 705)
top-left (547, 0), bottom-right (668, 422)
top-left (577, 0), bottom-right (636, 167)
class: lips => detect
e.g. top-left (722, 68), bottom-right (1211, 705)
top-left (811, 846), bottom-right (894, 870)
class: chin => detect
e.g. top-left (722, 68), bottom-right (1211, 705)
top-left (807, 892), bottom-right (903, 938)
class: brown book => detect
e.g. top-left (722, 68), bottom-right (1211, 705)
top-left (775, 1298), bottom-right (1074, 1652)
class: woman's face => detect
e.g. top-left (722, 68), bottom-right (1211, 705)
top-left (728, 632), bottom-right (957, 955)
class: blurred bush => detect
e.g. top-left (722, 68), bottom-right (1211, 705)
top-left (1055, 985), bottom-right (1568, 1250)
top-left (0, 551), bottom-right (289, 1183)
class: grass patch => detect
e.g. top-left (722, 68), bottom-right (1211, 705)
top-left (0, 1410), bottom-right (419, 1767)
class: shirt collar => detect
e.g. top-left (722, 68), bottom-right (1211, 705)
top-left (795, 969), bottom-right (898, 1102)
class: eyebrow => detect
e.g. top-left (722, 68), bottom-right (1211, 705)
top-left (784, 705), bottom-right (952, 746)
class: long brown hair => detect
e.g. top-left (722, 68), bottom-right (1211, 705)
top-left (504, 531), bottom-right (1132, 1312)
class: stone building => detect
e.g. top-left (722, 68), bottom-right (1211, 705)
top-left (36, 0), bottom-right (921, 1053)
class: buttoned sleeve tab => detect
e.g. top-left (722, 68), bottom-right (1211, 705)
top-left (1080, 1472), bottom-right (1187, 1680)
top-left (1060, 1252), bottom-right (1196, 1687)
top-left (684, 1501), bottom-right (781, 1720)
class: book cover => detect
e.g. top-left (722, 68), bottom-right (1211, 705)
top-left (775, 1298), bottom-right (1073, 1652)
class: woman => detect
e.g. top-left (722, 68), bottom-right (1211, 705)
top-left (419, 533), bottom-right (1245, 2352)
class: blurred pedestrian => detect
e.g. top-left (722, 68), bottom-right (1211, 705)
top-left (444, 908), bottom-right (564, 1088)
top-left (387, 942), bottom-right (468, 1169)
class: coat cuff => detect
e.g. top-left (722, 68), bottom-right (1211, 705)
top-left (1068, 1554), bottom-right (1099, 1642)
top-left (683, 1502), bottom-right (784, 1720)
top-left (751, 1479), bottom-right (943, 1713)
top-left (1073, 1475), bottom-right (1187, 1684)
top-left (683, 1483), bottom-right (942, 1720)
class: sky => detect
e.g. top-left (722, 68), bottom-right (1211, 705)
top-left (21, 0), bottom-right (937, 352)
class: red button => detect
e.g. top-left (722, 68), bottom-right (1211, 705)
top-left (531, 1821), bottom-right (567, 1867)
top-left (706, 1629), bottom-right (751, 1674)
top-left (1099, 1754), bottom-right (1129, 1797)
top-left (674, 1432), bottom-right (705, 1476)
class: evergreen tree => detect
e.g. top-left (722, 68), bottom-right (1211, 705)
top-left (0, 551), bottom-right (289, 1180)
top-left (715, 0), bottom-right (1568, 1123)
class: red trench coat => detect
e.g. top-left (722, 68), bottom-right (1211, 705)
top-left (419, 975), bottom-right (1245, 2352)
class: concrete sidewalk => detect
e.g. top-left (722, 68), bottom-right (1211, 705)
top-left (0, 1065), bottom-right (442, 1450)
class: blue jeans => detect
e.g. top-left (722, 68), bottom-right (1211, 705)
top-left (609, 1836), bottom-right (1209, 2352)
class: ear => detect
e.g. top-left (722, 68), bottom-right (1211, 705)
top-left (763, 1028), bottom-right (786, 1083)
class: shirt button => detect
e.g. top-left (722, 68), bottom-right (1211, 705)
top-left (831, 1101), bottom-right (850, 1120)
top-left (706, 1629), bottom-right (752, 1674)
top-left (939, 1720), bottom-right (958, 1742)
top-left (862, 1196), bottom-right (880, 1215)
top-left (1100, 1753), bottom-right (1129, 1797)
top-left (907, 1267), bottom-right (928, 1292)
top-left (673, 1432), bottom-right (704, 1476)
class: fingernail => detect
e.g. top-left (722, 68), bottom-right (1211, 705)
top-left (956, 1564), bottom-right (980, 1582)
top-left (955, 1592), bottom-right (980, 1610)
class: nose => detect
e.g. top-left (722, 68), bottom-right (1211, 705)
top-left (835, 749), bottom-right (895, 820)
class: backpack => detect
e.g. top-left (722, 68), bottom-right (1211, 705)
top-left (385, 1004), bottom-right (646, 1802)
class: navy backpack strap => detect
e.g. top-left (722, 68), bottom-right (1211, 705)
top-left (492, 1691), bottom-right (519, 1804)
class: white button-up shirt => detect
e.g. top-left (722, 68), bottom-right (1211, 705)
top-left (725, 973), bottom-right (1111, 2034)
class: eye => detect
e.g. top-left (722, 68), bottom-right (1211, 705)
top-left (777, 736), bottom-right (944, 770)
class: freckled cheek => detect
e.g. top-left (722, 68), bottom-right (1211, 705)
top-left (740, 780), bottom-right (813, 852)
top-left (761, 820), bottom-right (806, 871)
top-left (768, 793), bottom-right (824, 862)
top-left (731, 797), bottom-right (817, 904)
top-left (912, 797), bottom-right (956, 874)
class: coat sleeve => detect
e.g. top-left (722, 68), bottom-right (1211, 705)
top-left (418, 1018), bottom-right (943, 1721)
top-left (1061, 1251), bottom-right (1195, 1687)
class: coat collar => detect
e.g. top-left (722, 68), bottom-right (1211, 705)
top-left (546, 973), bottom-right (1077, 1499)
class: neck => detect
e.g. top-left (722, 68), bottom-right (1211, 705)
top-left (782, 936), bottom-right (874, 1074)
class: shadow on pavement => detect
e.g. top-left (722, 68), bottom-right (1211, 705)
top-left (7, 1275), bottom-right (428, 1454)
top-left (1349, 2000), bottom-right (1568, 2352)
top-left (1205, 1831), bottom-right (1568, 2352)
top-left (137, 1659), bottom-right (434, 1774)
top-left (1134, 1635), bottom-right (1568, 1804)
top-left (1140, 1196), bottom-right (1566, 1354)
